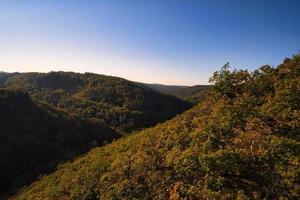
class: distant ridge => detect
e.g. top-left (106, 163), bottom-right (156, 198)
top-left (143, 82), bottom-right (210, 103)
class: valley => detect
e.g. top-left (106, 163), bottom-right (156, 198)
top-left (1, 55), bottom-right (299, 199)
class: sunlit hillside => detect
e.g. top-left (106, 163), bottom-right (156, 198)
top-left (13, 55), bottom-right (300, 200)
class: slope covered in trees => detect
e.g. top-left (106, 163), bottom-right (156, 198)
top-left (14, 55), bottom-right (300, 199)
top-left (0, 72), bottom-right (191, 133)
top-left (144, 83), bottom-right (210, 104)
top-left (142, 83), bottom-right (188, 94)
top-left (170, 85), bottom-right (210, 103)
top-left (0, 73), bottom-right (192, 195)
top-left (0, 72), bottom-right (19, 86)
top-left (0, 89), bottom-right (119, 193)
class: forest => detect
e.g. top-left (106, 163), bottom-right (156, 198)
top-left (0, 72), bottom-right (191, 133)
top-left (0, 89), bottom-right (118, 192)
top-left (9, 55), bottom-right (299, 200)
top-left (0, 72), bottom-right (192, 194)
top-left (144, 83), bottom-right (210, 104)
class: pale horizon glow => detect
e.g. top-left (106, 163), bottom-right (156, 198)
top-left (0, 47), bottom-right (211, 85)
top-left (1, 0), bottom-right (299, 85)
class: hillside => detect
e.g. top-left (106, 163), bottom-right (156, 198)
top-left (143, 83), bottom-right (188, 94)
top-left (14, 55), bottom-right (300, 199)
top-left (170, 85), bottom-right (210, 103)
top-left (0, 72), bottom-right (191, 133)
top-left (0, 89), bottom-right (119, 193)
top-left (0, 72), bottom-right (19, 86)
top-left (0, 73), bottom-right (191, 194)
top-left (144, 83), bottom-right (210, 103)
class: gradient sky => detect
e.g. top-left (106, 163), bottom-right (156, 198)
top-left (0, 0), bottom-right (299, 85)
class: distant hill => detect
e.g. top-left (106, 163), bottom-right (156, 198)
top-left (142, 83), bottom-right (188, 94)
top-left (0, 72), bottom-right (19, 86)
top-left (0, 72), bottom-right (191, 134)
top-left (144, 83), bottom-right (210, 103)
top-left (14, 55), bottom-right (300, 199)
top-left (169, 85), bottom-right (210, 103)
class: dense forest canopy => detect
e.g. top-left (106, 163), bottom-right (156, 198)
top-left (144, 83), bottom-right (210, 104)
top-left (0, 72), bottom-right (191, 133)
top-left (141, 83), bottom-right (188, 94)
top-left (13, 55), bottom-right (300, 199)
top-left (0, 72), bottom-right (193, 194)
top-left (0, 89), bottom-right (119, 193)
top-left (169, 85), bottom-right (210, 103)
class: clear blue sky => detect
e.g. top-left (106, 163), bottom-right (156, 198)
top-left (0, 0), bottom-right (299, 85)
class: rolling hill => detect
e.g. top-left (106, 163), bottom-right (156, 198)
top-left (142, 83), bottom-right (188, 94)
top-left (144, 83), bottom-right (210, 104)
top-left (0, 72), bottom-right (191, 134)
top-left (13, 55), bottom-right (300, 199)
top-left (0, 72), bottom-right (192, 194)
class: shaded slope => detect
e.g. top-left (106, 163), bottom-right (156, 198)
top-left (143, 83), bottom-right (188, 94)
top-left (14, 55), bottom-right (300, 199)
top-left (0, 89), bottom-right (119, 193)
top-left (170, 85), bottom-right (210, 103)
top-left (1, 72), bottom-right (191, 133)
top-left (0, 72), bottom-right (19, 87)
top-left (144, 83), bottom-right (210, 104)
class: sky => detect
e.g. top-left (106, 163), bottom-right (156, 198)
top-left (0, 0), bottom-right (299, 85)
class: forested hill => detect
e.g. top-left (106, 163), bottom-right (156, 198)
top-left (0, 89), bottom-right (119, 193)
top-left (0, 72), bottom-right (191, 133)
top-left (143, 83), bottom-right (210, 104)
top-left (14, 55), bottom-right (300, 199)
top-left (0, 72), bottom-right (192, 195)
top-left (142, 83), bottom-right (187, 94)
top-left (0, 72), bottom-right (19, 86)
top-left (169, 85), bottom-right (210, 103)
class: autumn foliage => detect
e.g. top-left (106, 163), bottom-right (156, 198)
top-left (12, 55), bottom-right (300, 199)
